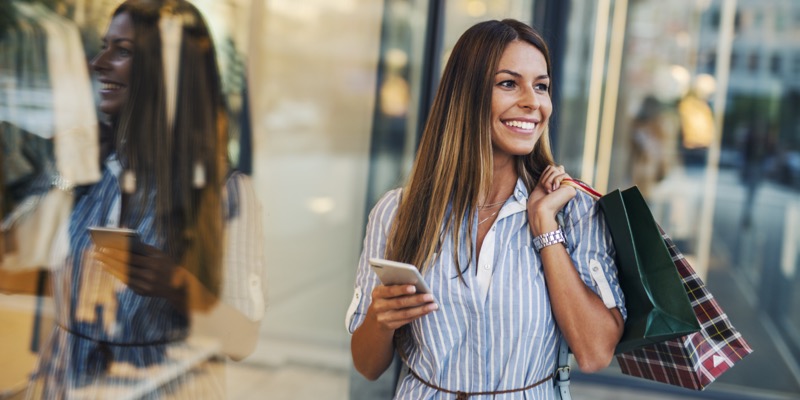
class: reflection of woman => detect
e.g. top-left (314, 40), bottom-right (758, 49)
top-left (347, 20), bottom-right (625, 399)
top-left (27, 1), bottom-right (265, 398)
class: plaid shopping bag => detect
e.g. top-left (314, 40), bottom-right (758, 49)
top-left (615, 230), bottom-right (753, 390)
top-left (562, 179), bottom-right (753, 390)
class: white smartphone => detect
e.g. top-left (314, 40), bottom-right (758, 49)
top-left (369, 258), bottom-right (433, 295)
top-left (88, 227), bottom-right (143, 250)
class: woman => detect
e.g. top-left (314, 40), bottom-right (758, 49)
top-left (347, 20), bottom-right (625, 399)
top-left (27, 1), bottom-right (265, 398)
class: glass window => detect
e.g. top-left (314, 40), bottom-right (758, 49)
top-left (730, 51), bottom-right (739, 71)
top-left (794, 53), bottom-right (800, 75)
top-left (600, 0), bottom-right (800, 397)
top-left (552, 0), bottom-right (601, 174)
top-left (365, 0), bottom-right (431, 208)
top-left (771, 53), bottom-right (782, 75)
top-left (4, 1), bottom-right (800, 399)
top-left (247, 0), bottom-right (384, 356)
top-left (748, 51), bottom-right (759, 72)
top-left (775, 7), bottom-right (787, 32)
top-left (441, 0), bottom-right (536, 65)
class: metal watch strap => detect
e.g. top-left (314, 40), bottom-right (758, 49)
top-left (533, 228), bottom-right (566, 252)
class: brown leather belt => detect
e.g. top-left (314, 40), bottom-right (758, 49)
top-left (396, 335), bottom-right (555, 399)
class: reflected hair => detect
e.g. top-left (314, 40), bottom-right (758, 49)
top-left (112, 0), bottom-right (226, 297)
top-left (386, 19), bottom-right (555, 281)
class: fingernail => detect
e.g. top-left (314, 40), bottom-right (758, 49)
top-left (423, 294), bottom-right (434, 302)
top-left (407, 286), bottom-right (416, 294)
top-left (430, 304), bottom-right (439, 311)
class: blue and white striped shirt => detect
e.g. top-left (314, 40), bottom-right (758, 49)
top-left (29, 155), bottom-right (267, 398)
top-left (347, 178), bottom-right (626, 399)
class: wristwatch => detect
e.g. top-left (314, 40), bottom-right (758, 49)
top-left (532, 228), bottom-right (566, 252)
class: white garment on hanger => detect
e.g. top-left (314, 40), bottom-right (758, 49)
top-left (33, 3), bottom-right (100, 185)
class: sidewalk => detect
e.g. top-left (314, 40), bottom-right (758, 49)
top-left (224, 361), bottom-right (720, 400)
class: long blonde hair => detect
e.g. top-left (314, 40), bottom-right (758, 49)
top-left (386, 19), bottom-right (555, 282)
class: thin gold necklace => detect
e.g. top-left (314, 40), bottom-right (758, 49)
top-left (478, 210), bottom-right (500, 225)
top-left (478, 199), bottom-right (505, 209)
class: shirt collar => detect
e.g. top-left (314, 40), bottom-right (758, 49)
top-left (494, 177), bottom-right (529, 220)
top-left (512, 177), bottom-right (529, 203)
top-left (104, 154), bottom-right (122, 179)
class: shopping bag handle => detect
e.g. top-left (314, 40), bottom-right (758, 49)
top-left (562, 178), bottom-right (602, 199)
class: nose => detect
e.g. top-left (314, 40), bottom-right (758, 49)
top-left (91, 50), bottom-right (109, 72)
top-left (519, 86), bottom-right (539, 111)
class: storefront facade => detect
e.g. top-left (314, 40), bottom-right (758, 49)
top-left (1, 0), bottom-right (798, 398)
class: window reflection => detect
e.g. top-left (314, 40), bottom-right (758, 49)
top-left (2, 0), bottom-right (799, 398)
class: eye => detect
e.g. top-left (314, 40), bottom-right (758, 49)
top-left (534, 82), bottom-right (550, 92)
top-left (117, 47), bottom-right (132, 57)
top-left (497, 80), bottom-right (517, 89)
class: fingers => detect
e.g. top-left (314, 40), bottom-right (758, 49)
top-left (374, 301), bottom-right (438, 330)
top-left (539, 164), bottom-right (571, 193)
top-left (528, 165), bottom-right (578, 224)
top-left (370, 284), bottom-right (438, 331)
top-left (92, 246), bottom-right (177, 298)
top-left (373, 283), bottom-right (417, 299)
top-left (95, 246), bottom-right (174, 270)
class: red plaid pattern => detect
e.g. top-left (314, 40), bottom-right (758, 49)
top-left (616, 230), bottom-right (753, 390)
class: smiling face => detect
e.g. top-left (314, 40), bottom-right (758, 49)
top-left (490, 40), bottom-right (552, 163)
top-left (91, 12), bottom-right (134, 116)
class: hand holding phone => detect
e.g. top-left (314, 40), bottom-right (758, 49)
top-left (88, 227), bottom-right (144, 282)
top-left (88, 227), bottom-right (143, 251)
top-left (367, 258), bottom-right (438, 331)
top-left (88, 227), bottom-right (183, 302)
top-left (369, 258), bottom-right (434, 297)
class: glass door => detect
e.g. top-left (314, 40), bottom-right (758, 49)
top-left (576, 0), bottom-right (800, 396)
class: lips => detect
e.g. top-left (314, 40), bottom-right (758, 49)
top-left (102, 82), bottom-right (124, 90)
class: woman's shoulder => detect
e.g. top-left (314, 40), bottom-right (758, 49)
top-left (562, 188), bottom-right (601, 226)
top-left (379, 187), bottom-right (403, 203)
top-left (223, 170), bottom-right (257, 219)
top-left (369, 188), bottom-right (403, 219)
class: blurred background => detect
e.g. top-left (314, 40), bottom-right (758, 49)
top-left (1, 0), bottom-right (799, 399)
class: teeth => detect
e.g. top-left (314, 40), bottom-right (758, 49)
top-left (102, 82), bottom-right (123, 90)
top-left (504, 120), bottom-right (535, 130)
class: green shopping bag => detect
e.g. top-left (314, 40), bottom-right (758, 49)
top-left (597, 187), bottom-right (700, 354)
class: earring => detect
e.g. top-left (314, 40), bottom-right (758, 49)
top-left (193, 162), bottom-right (206, 188)
top-left (122, 170), bottom-right (136, 194)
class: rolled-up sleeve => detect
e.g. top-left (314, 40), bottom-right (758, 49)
top-left (562, 192), bottom-right (627, 321)
top-left (345, 189), bottom-right (401, 334)
top-left (222, 172), bottom-right (267, 322)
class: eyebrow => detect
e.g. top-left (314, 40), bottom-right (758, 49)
top-left (102, 38), bottom-right (134, 45)
top-left (495, 69), bottom-right (549, 80)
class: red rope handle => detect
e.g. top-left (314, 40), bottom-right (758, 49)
top-left (563, 178), bottom-right (603, 199)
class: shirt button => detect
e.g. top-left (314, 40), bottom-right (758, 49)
top-left (593, 266), bottom-right (600, 272)
top-left (483, 264), bottom-right (491, 270)
top-left (491, 226), bottom-right (496, 231)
